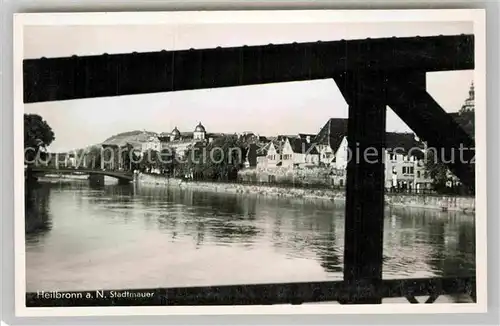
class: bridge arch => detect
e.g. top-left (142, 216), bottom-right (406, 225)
top-left (28, 166), bottom-right (134, 183)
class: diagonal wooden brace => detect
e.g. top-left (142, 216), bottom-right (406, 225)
top-left (386, 73), bottom-right (475, 191)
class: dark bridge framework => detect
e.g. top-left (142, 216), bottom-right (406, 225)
top-left (24, 34), bottom-right (477, 306)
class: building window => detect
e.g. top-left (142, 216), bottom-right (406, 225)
top-left (417, 171), bottom-right (421, 178)
top-left (402, 167), bottom-right (406, 174)
top-left (410, 167), bottom-right (414, 174)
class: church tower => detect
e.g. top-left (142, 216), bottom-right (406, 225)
top-left (193, 122), bottom-right (206, 140)
top-left (170, 127), bottom-right (181, 142)
top-left (461, 81), bottom-right (475, 112)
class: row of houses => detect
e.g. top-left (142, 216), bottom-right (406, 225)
top-left (243, 118), bottom-right (433, 190)
top-left (242, 81), bottom-right (475, 190)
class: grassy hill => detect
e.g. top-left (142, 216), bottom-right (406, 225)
top-left (63, 130), bottom-right (157, 155)
top-left (102, 130), bottom-right (158, 147)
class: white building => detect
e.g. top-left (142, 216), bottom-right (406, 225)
top-left (314, 118), bottom-right (349, 170)
top-left (314, 119), bottom-right (433, 190)
top-left (157, 122), bottom-right (223, 158)
top-left (265, 141), bottom-right (283, 167)
top-left (281, 137), bottom-right (320, 168)
top-left (141, 135), bottom-right (161, 153)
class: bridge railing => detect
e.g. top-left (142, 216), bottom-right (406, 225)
top-left (26, 276), bottom-right (475, 306)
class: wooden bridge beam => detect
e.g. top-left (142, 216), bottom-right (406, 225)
top-left (333, 71), bottom-right (386, 304)
top-left (25, 276), bottom-right (475, 306)
top-left (23, 35), bottom-right (473, 103)
top-left (386, 73), bottom-right (475, 191)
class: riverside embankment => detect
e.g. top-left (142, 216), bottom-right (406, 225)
top-left (136, 173), bottom-right (475, 213)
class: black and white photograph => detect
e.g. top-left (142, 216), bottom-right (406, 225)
top-left (14, 9), bottom-right (487, 315)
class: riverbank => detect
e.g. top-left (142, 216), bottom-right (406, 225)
top-left (136, 173), bottom-right (475, 213)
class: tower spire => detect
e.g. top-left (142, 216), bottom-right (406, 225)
top-left (460, 80), bottom-right (475, 112)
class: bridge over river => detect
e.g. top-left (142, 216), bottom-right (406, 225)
top-left (28, 166), bottom-right (134, 183)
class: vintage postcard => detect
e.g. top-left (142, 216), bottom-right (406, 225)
top-left (14, 9), bottom-right (487, 316)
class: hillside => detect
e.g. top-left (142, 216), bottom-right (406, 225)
top-left (62, 130), bottom-right (158, 155)
top-left (102, 130), bottom-right (158, 147)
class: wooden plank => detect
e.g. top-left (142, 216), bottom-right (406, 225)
top-left (23, 35), bottom-right (474, 103)
top-left (25, 276), bottom-right (475, 306)
top-left (333, 71), bottom-right (387, 304)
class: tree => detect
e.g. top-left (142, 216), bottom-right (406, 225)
top-left (425, 153), bottom-right (449, 191)
top-left (24, 114), bottom-right (55, 164)
top-left (158, 147), bottom-right (178, 176)
top-left (183, 136), bottom-right (247, 181)
top-left (424, 106), bottom-right (475, 193)
top-left (118, 144), bottom-right (135, 171)
top-left (454, 108), bottom-right (474, 137)
top-left (130, 151), bottom-right (142, 172)
top-left (139, 149), bottom-right (160, 173)
top-left (84, 146), bottom-right (102, 169)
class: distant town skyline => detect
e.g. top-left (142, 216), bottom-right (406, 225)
top-left (24, 21), bottom-right (474, 152)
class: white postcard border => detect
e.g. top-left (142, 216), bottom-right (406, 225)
top-left (13, 9), bottom-right (487, 317)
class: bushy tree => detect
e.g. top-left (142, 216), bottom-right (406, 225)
top-left (24, 114), bottom-right (55, 163)
top-left (158, 147), bottom-right (179, 176)
top-left (425, 153), bottom-right (449, 191)
top-left (139, 149), bottom-right (160, 173)
top-left (84, 146), bottom-right (102, 169)
top-left (182, 136), bottom-right (247, 181)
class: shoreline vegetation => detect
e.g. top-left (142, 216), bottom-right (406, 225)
top-left (136, 173), bottom-right (475, 214)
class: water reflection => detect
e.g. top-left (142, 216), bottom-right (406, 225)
top-left (25, 182), bottom-right (476, 292)
top-left (25, 182), bottom-right (52, 243)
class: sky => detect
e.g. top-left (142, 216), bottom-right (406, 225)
top-left (24, 22), bottom-right (474, 152)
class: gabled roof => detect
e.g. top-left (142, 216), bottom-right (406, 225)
top-left (386, 132), bottom-right (424, 158)
top-left (268, 140), bottom-right (284, 154)
top-left (313, 118), bottom-right (348, 153)
top-left (286, 137), bottom-right (319, 155)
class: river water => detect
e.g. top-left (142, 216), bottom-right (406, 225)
top-left (25, 181), bottom-right (475, 297)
